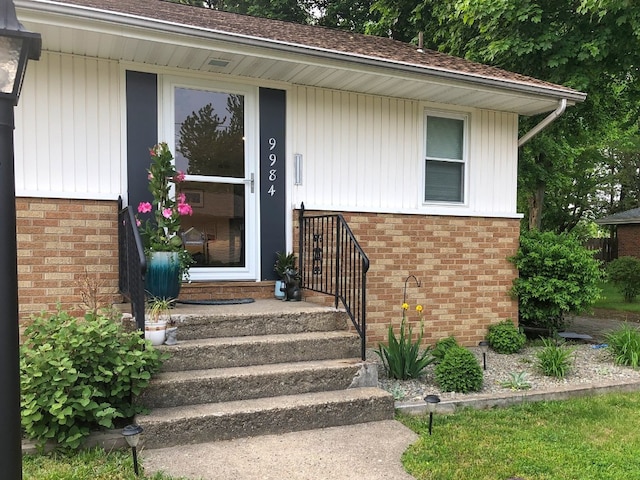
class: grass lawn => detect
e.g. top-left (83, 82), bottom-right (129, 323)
top-left (22, 448), bottom-right (186, 480)
top-left (400, 391), bottom-right (640, 480)
top-left (594, 281), bottom-right (640, 313)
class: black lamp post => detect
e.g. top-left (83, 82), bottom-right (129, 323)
top-left (0, 1), bottom-right (41, 478)
top-left (479, 341), bottom-right (489, 370)
top-left (122, 424), bottom-right (144, 476)
top-left (424, 394), bottom-right (441, 436)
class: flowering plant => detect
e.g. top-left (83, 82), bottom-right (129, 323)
top-left (136, 142), bottom-right (193, 274)
top-left (375, 302), bottom-right (433, 380)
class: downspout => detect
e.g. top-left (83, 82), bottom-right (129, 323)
top-left (518, 98), bottom-right (567, 147)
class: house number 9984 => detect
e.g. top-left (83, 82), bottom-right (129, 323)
top-left (267, 137), bottom-right (277, 196)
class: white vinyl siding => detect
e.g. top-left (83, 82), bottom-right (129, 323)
top-left (290, 85), bottom-right (520, 218)
top-left (15, 52), bottom-right (122, 200)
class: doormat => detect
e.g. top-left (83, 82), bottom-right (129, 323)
top-left (177, 298), bottom-right (255, 306)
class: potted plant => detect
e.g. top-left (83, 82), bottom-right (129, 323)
top-left (136, 142), bottom-right (193, 300)
top-left (273, 251), bottom-right (301, 301)
top-left (145, 296), bottom-right (175, 346)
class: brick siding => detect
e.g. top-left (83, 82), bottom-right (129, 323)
top-left (296, 210), bottom-right (520, 347)
top-left (617, 224), bottom-right (640, 259)
top-left (16, 198), bottom-right (120, 323)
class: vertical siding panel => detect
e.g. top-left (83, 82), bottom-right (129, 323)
top-left (371, 96), bottom-right (382, 207)
top-left (355, 93), bottom-right (367, 207)
top-left (60, 54), bottom-right (76, 193)
top-left (73, 56), bottom-right (88, 193)
top-left (346, 92), bottom-right (358, 207)
top-left (16, 54), bottom-right (38, 192)
top-left (48, 54), bottom-right (63, 193)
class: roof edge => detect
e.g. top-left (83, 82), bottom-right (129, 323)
top-left (17, 0), bottom-right (587, 104)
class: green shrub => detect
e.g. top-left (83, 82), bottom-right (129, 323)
top-left (486, 320), bottom-right (526, 354)
top-left (607, 256), bottom-right (640, 303)
top-left (509, 230), bottom-right (603, 331)
top-left (21, 309), bottom-right (166, 450)
top-left (606, 323), bottom-right (640, 368)
top-left (535, 338), bottom-right (574, 378)
top-left (376, 316), bottom-right (434, 380)
top-left (431, 336), bottom-right (458, 363)
top-left (435, 346), bottom-right (483, 393)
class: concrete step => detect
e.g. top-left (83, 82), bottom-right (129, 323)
top-left (159, 331), bottom-right (361, 372)
top-left (138, 359), bottom-right (371, 408)
top-left (171, 308), bottom-right (349, 341)
top-left (136, 387), bottom-right (395, 448)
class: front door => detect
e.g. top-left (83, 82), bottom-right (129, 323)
top-left (168, 81), bottom-right (257, 281)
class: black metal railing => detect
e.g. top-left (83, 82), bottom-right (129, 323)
top-left (118, 197), bottom-right (146, 331)
top-left (298, 205), bottom-right (369, 360)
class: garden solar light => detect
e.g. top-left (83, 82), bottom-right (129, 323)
top-left (479, 341), bottom-right (489, 370)
top-left (122, 424), bottom-right (144, 476)
top-left (424, 394), bottom-right (441, 435)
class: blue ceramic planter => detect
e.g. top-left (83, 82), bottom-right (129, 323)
top-left (145, 251), bottom-right (181, 300)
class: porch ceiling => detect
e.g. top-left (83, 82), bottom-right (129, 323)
top-left (19, 5), bottom-right (572, 116)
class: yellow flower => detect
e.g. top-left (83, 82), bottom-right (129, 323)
top-left (416, 304), bottom-right (423, 313)
top-left (402, 302), bottom-right (409, 311)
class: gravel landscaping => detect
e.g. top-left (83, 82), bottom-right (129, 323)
top-left (367, 342), bottom-right (640, 403)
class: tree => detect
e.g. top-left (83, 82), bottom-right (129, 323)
top-left (367, 0), bottom-right (640, 232)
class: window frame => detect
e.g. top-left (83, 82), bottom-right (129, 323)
top-left (423, 110), bottom-right (469, 205)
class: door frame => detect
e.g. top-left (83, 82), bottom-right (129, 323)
top-left (160, 76), bottom-right (260, 281)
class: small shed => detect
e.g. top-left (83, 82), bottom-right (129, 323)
top-left (595, 208), bottom-right (640, 259)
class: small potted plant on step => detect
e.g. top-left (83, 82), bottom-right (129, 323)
top-left (274, 251), bottom-right (302, 301)
top-left (145, 296), bottom-right (175, 346)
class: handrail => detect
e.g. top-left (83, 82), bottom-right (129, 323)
top-left (298, 204), bottom-right (369, 360)
top-left (118, 197), bottom-right (146, 331)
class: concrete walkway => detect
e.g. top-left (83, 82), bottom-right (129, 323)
top-left (141, 420), bottom-right (418, 480)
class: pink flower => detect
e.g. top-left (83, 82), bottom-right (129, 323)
top-left (148, 172), bottom-right (153, 180)
top-left (177, 193), bottom-right (186, 204)
top-left (137, 202), bottom-right (152, 214)
top-left (162, 208), bottom-right (173, 219)
top-left (175, 171), bottom-right (186, 182)
top-left (178, 203), bottom-right (193, 216)
top-left (149, 147), bottom-right (156, 157)
top-left (136, 218), bottom-right (141, 227)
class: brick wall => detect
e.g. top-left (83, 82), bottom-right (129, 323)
top-left (296, 210), bottom-right (520, 347)
top-left (16, 198), bottom-right (120, 323)
top-left (617, 225), bottom-right (640, 259)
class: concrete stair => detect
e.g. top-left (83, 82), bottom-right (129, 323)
top-left (134, 300), bottom-right (394, 448)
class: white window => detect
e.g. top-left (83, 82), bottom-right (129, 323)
top-left (424, 113), bottom-right (467, 203)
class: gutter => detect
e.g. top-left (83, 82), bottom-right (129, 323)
top-left (518, 98), bottom-right (567, 147)
top-left (17, 0), bottom-right (586, 104)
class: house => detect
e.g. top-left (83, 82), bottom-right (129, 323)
top-left (596, 208), bottom-right (640, 260)
top-left (14, 0), bottom-right (585, 346)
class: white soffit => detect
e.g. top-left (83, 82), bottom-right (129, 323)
top-left (18, 5), bottom-right (573, 116)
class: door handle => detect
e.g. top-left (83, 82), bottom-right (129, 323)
top-left (244, 173), bottom-right (255, 193)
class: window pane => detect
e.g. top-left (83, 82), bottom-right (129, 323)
top-left (425, 160), bottom-right (463, 202)
top-left (174, 87), bottom-right (245, 178)
top-left (426, 116), bottom-right (463, 160)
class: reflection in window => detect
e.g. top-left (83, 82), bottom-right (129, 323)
top-left (175, 88), bottom-right (245, 178)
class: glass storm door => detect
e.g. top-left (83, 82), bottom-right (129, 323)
top-left (172, 85), bottom-right (256, 280)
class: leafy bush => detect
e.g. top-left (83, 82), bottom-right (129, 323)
top-left (606, 323), bottom-right (640, 368)
top-left (431, 336), bottom-right (458, 363)
top-left (486, 320), bottom-right (526, 354)
top-left (535, 338), bottom-right (574, 378)
top-left (435, 346), bottom-right (483, 393)
top-left (21, 309), bottom-right (166, 450)
top-left (607, 257), bottom-right (640, 303)
top-left (509, 230), bottom-right (603, 331)
top-left (376, 315), bottom-right (434, 380)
